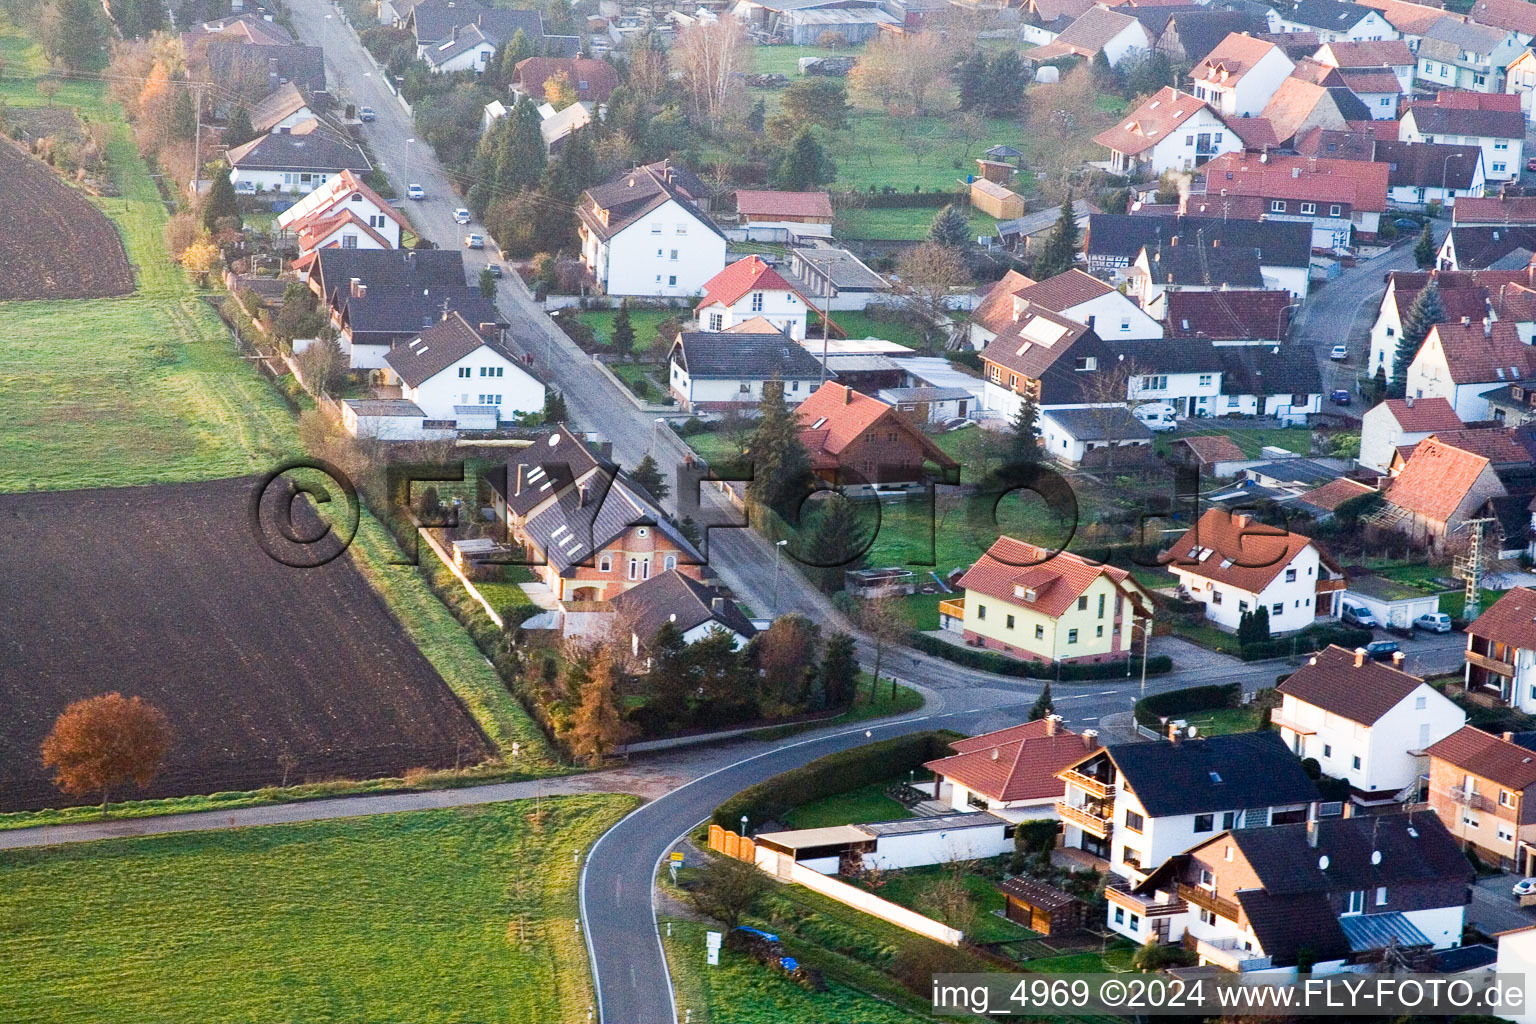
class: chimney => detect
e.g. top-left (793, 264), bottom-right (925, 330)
top-left (1506, 731), bottom-right (1516, 742)
top-left (1167, 721), bottom-right (1182, 744)
top-left (1461, 316), bottom-right (1471, 326)
top-left (1085, 314), bottom-right (1096, 331)
top-left (1170, 234), bottom-right (1180, 246)
top-left (1046, 714), bottom-right (1062, 736)
top-left (1341, 801), bottom-right (1353, 819)
top-left (1292, 166), bottom-right (1301, 178)
top-left (711, 597), bottom-right (726, 614)
top-left (1082, 729), bottom-right (1099, 750)
top-left (1392, 650), bottom-right (1405, 668)
top-left (578, 484), bottom-right (589, 507)
top-left (1307, 818), bottom-right (1318, 847)
top-left (351, 280), bottom-right (366, 298)
top-left (844, 386), bottom-right (852, 404)
top-left (1405, 396), bottom-right (1414, 408)
top-left (479, 322), bottom-right (499, 337)
top-left (1354, 647), bottom-right (1366, 667)
top-left (991, 747), bottom-right (1001, 761)
top-left (1211, 237), bottom-right (1221, 248)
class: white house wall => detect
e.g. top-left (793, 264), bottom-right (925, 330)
top-left (586, 198), bottom-right (726, 297)
top-left (402, 347), bottom-right (545, 419)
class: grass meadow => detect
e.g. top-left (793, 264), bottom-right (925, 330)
top-left (0, 796), bottom-right (635, 1023)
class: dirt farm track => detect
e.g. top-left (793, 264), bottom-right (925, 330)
top-left (0, 478), bottom-right (490, 812)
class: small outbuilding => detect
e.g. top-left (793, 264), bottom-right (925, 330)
top-left (999, 876), bottom-right (1086, 936)
top-left (1340, 575), bottom-right (1444, 631)
top-left (969, 178), bottom-right (1025, 220)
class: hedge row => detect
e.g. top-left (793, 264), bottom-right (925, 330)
top-left (831, 189), bottom-right (966, 210)
top-left (1133, 683), bottom-right (1241, 729)
top-left (908, 631), bottom-right (1172, 680)
top-left (1237, 625), bottom-right (1374, 662)
top-left (714, 731), bottom-right (962, 831)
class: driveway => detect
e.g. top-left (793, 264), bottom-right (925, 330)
top-left (1470, 873), bottom-right (1536, 936)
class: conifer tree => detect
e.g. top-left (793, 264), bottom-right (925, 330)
top-left (746, 380), bottom-right (813, 516)
top-left (928, 204), bottom-right (971, 249)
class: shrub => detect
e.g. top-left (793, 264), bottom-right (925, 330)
top-left (713, 732), bottom-right (961, 830)
top-left (1133, 683), bottom-right (1241, 729)
top-left (1132, 942), bottom-right (1197, 971)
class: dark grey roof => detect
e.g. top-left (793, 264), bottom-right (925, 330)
top-left (1447, 227), bottom-right (1536, 270)
top-left (206, 41), bottom-right (327, 95)
top-left (609, 569), bottom-right (756, 641)
top-left (345, 398), bottom-right (426, 417)
top-left (422, 23), bottom-right (494, 67)
top-left (790, 247), bottom-right (889, 291)
top-left (1433, 943), bottom-right (1499, 972)
top-left (477, 8), bottom-right (545, 42)
top-left (1107, 337), bottom-right (1227, 375)
top-left (1339, 911), bottom-right (1431, 952)
top-left (1245, 458), bottom-right (1338, 485)
top-left (227, 130), bottom-right (370, 174)
top-left (1102, 731), bottom-right (1320, 817)
top-left (671, 332), bottom-right (827, 379)
top-left (1407, 103), bottom-right (1524, 140)
top-left (1122, 3), bottom-right (1202, 36)
top-left (541, 34), bottom-right (582, 58)
top-left (310, 248), bottom-right (468, 306)
top-left (1375, 141), bottom-right (1483, 190)
top-left (1218, 343), bottom-right (1323, 398)
top-left (1040, 406), bottom-right (1154, 442)
top-left (1323, 85), bottom-right (1372, 124)
top-left (385, 313), bottom-right (502, 386)
top-left (1490, 247), bottom-right (1536, 271)
top-left (1277, 0), bottom-right (1375, 30)
top-left (340, 287), bottom-right (503, 343)
top-left (878, 386), bottom-right (972, 402)
top-left (1163, 9), bottom-right (1268, 60)
top-left (1228, 810), bottom-right (1471, 893)
top-left (1088, 215), bottom-right (1311, 269)
top-left (578, 164), bottom-right (723, 242)
top-left (1234, 889), bottom-right (1351, 962)
top-left (1143, 243), bottom-right (1264, 288)
top-left (410, 0), bottom-right (487, 42)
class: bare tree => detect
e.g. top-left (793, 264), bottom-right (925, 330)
top-left (676, 20), bottom-right (750, 125)
top-left (1078, 356), bottom-right (1144, 470)
top-left (896, 242), bottom-right (970, 351)
top-left (858, 596), bottom-right (909, 702)
top-left (849, 32), bottom-right (950, 115)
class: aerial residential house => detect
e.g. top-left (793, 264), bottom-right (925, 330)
top-left (1436, 225), bottom-right (1536, 270)
top-left (1198, 150), bottom-right (1390, 246)
top-left (1376, 140), bottom-right (1487, 207)
top-left (1400, 91), bottom-right (1526, 180)
top-left (1267, 0), bottom-right (1400, 43)
top-left (1114, 810), bottom-right (1472, 969)
top-left (1039, 407), bottom-right (1156, 465)
top-left (1313, 39), bottom-right (1417, 93)
top-left (1427, 723), bottom-right (1536, 871)
top-left (1461, 588), bottom-right (1536, 719)
top-left (1470, 0), bottom-right (1536, 44)
top-left (606, 569), bottom-right (757, 650)
top-left (1128, 238), bottom-right (1268, 316)
top-left (794, 382), bottom-right (959, 488)
top-left (1027, 6), bottom-right (1154, 65)
top-left (1367, 271), bottom-right (1504, 382)
top-left (1359, 396), bottom-right (1465, 471)
top-left (667, 331), bottom-right (827, 413)
top-left (1455, 195), bottom-right (1536, 227)
top-left (1214, 341), bottom-right (1326, 423)
top-left (976, 303), bottom-right (1117, 421)
top-left (1363, 0), bottom-right (1447, 51)
top-left (1172, 433), bottom-right (1251, 477)
top-left (1163, 289), bottom-right (1295, 343)
top-left (488, 424), bottom-right (707, 605)
top-left (576, 162), bottom-right (727, 297)
top-left (422, 23), bottom-right (497, 74)
top-left (203, 42), bottom-right (328, 107)
top-left (781, 247), bottom-right (891, 312)
top-left (182, 12), bottom-right (295, 48)
top-left (694, 256), bottom-right (812, 340)
top-left (247, 82), bottom-right (316, 135)
top-left (1086, 215), bottom-right (1312, 296)
top-left (923, 717), bottom-right (1104, 821)
top-left (1405, 316), bottom-right (1536, 419)
top-left (947, 536), bottom-right (1154, 664)
top-left (1380, 435), bottom-right (1509, 547)
top-left (1006, 269), bottom-right (1164, 342)
top-left (1506, 47), bottom-right (1536, 120)
top-left (1166, 507), bottom-right (1347, 632)
top-left (1188, 33), bottom-right (1296, 116)
top-left (225, 125), bottom-right (371, 194)
top-left (510, 57), bottom-right (618, 104)
top-left (1255, 73), bottom-right (1373, 145)
top-left (1156, 8), bottom-right (1270, 64)
top-left (1275, 645), bottom-right (1467, 805)
top-left (381, 312), bottom-right (545, 426)
top-left (536, 101), bottom-right (594, 155)
top-left (1093, 87), bottom-right (1244, 177)
top-left (732, 190), bottom-right (835, 239)
top-left (276, 168), bottom-right (408, 255)
top-left (1057, 730), bottom-right (1320, 882)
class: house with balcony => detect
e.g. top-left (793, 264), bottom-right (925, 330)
top-left (1427, 723), bottom-right (1536, 872)
top-left (1165, 507), bottom-right (1347, 634)
top-left (1274, 644), bottom-right (1467, 806)
top-left (1055, 730), bottom-right (1321, 883)
top-left (976, 303), bottom-right (1118, 422)
top-left (1091, 86), bottom-right (1244, 176)
top-left (1111, 810), bottom-right (1472, 969)
top-left (921, 716), bottom-right (1104, 821)
top-left (946, 536), bottom-right (1155, 665)
top-left (1462, 587), bottom-right (1536, 717)
top-left (1415, 19), bottom-right (1522, 95)
top-left (1400, 91), bottom-right (1526, 181)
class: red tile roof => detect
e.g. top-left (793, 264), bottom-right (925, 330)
top-left (1314, 39), bottom-right (1415, 68)
top-left (1426, 428), bottom-right (1531, 465)
top-left (1166, 507), bottom-right (1336, 593)
top-left (1009, 269), bottom-right (1115, 313)
top-left (1427, 724), bottom-right (1536, 791)
top-left (1466, 587), bottom-right (1536, 649)
top-left (695, 255), bottom-right (807, 311)
top-left (1383, 436), bottom-right (1494, 522)
top-left (973, 269), bottom-right (1037, 334)
top-left (1381, 396), bottom-right (1463, 432)
top-left (512, 57), bottom-right (618, 102)
top-left (294, 208), bottom-right (393, 253)
top-left (1296, 476), bottom-right (1376, 511)
top-left (1357, 0), bottom-right (1448, 35)
top-left (1424, 318), bottom-right (1535, 384)
top-left (1193, 32), bottom-right (1288, 85)
top-left (949, 718), bottom-right (1057, 753)
top-left (734, 190), bottom-right (835, 220)
top-left (1468, 0), bottom-right (1536, 38)
top-left (1164, 289), bottom-right (1293, 340)
top-left (793, 382), bottom-right (957, 469)
top-left (1338, 68), bottom-right (1402, 94)
top-left (1201, 151), bottom-right (1389, 211)
top-left (1279, 644), bottom-right (1426, 724)
top-left (1093, 87), bottom-right (1220, 157)
top-left (957, 535), bottom-right (1146, 619)
top-left (1226, 116), bottom-right (1281, 150)
top-left (1176, 434), bottom-right (1248, 464)
top-left (924, 726), bottom-right (1100, 803)
top-left (1453, 196), bottom-right (1536, 226)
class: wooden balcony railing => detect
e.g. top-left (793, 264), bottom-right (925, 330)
top-left (938, 599), bottom-right (965, 620)
top-left (1175, 882), bottom-right (1240, 923)
top-left (1466, 650), bottom-right (1516, 677)
top-left (1056, 800), bottom-right (1113, 839)
top-left (1106, 880), bottom-right (1187, 917)
top-left (1060, 767), bottom-right (1115, 800)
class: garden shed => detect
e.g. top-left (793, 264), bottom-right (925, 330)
top-left (999, 876), bottom-right (1085, 936)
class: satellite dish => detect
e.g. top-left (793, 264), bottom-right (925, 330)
top-left (1187, 726), bottom-right (1199, 738)
top-left (1318, 855), bottom-right (1329, 870)
top-left (1371, 850), bottom-right (1381, 865)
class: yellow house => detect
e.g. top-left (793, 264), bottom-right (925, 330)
top-left (942, 536), bottom-right (1153, 664)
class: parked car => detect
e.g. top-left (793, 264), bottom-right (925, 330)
top-left (1340, 602), bottom-right (1378, 628)
top-left (940, 417), bottom-right (977, 432)
top-left (1134, 403), bottom-right (1178, 432)
top-left (1514, 878), bottom-right (1536, 897)
top-left (1527, 157), bottom-right (1536, 172)
top-left (1365, 640), bottom-right (1401, 661)
top-left (1414, 612), bottom-right (1452, 633)
top-left (407, 184), bottom-right (425, 200)
top-left (1329, 345), bottom-right (1349, 361)
top-left (1393, 217), bottom-right (1419, 230)
top-left (454, 208), bottom-right (472, 225)
top-left (484, 263), bottom-right (503, 278)
top-left (464, 233), bottom-right (484, 249)
top-left (1330, 389), bottom-right (1352, 406)
top-left (358, 106), bottom-right (375, 122)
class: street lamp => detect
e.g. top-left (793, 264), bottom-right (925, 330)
top-left (772, 538), bottom-right (788, 613)
top-left (405, 137), bottom-right (415, 187)
top-left (1442, 153), bottom-right (1465, 199)
top-left (1126, 614), bottom-right (1154, 699)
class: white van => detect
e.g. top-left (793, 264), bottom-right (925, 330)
top-left (1134, 403), bottom-right (1178, 432)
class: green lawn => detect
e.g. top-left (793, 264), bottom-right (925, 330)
top-left (836, 205), bottom-right (998, 243)
top-left (1157, 426), bottom-right (1314, 460)
top-left (577, 307), bottom-right (678, 354)
top-left (1025, 945), bottom-right (1137, 973)
top-left (610, 361), bottom-right (673, 403)
top-left (1178, 706), bottom-right (1262, 737)
top-left (785, 780), bottom-right (908, 830)
top-left (864, 492), bottom-right (1080, 578)
top-left (0, 795), bottom-right (636, 1024)
top-left (819, 308), bottom-right (930, 348)
top-left (860, 865), bottom-right (1039, 944)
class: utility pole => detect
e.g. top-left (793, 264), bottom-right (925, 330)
top-left (192, 81), bottom-right (204, 198)
top-left (1455, 517), bottom-right (1497, 621)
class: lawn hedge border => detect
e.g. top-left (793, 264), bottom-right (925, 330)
top-left (714, 731), bottom-right (963, 831)
top-left (907, 632), bottom-right (1172, 680)
top-left (1133, 683), bottom-right (1242, 730)
top-left (1236, 625), bottom-right (1373, 662)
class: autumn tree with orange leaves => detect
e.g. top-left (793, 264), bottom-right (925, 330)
top-left (41, 693), bottom-right (172, 813)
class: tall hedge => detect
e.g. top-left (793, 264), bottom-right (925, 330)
top-left (714, 731), bottom-right (963, 831)
top-left (1237, 625), bottom-right (1373, 662)
top-left (908, 632), bottom-right (1172, 681)
top-left (1133, 683), bottom-right (1242, 729)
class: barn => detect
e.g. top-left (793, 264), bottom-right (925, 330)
top-left (999, 876), bottom-right (1086, 935)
